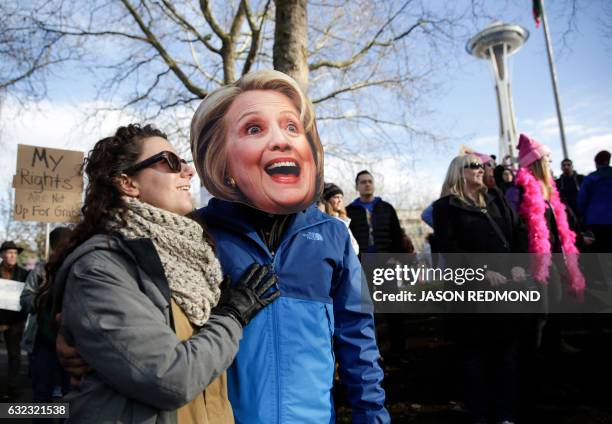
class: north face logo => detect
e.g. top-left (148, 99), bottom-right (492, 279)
top-left (301, 232), bottom-right (324, 241)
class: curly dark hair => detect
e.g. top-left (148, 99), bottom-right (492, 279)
top-left (37, 124), bottom-right (167, 314)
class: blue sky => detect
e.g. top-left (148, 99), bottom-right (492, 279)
top-left (322, 1), bottom-right (612, 208)
top-left (379, 0), bottom-right (609, 207)
top-left (426, 1), bottom-right (611, 184)
top-left (1, 0), bottom-right (610, 210)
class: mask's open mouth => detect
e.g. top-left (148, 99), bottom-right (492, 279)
top-left (265, 160), bottom-right (300, 177)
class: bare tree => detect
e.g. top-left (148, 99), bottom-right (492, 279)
top-left (0, 2), bottom-right (79, 104)
top-left (0, 1), bottom-right (473, 154)
top-left (273, 0), bottom-right (308, 88)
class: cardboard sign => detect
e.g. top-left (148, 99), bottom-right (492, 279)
top-left (12, 144), bottom-right (83, 193)
top-left (12, 144), bottom-right (84, 222)
top-left (13, 189), bottom-right (81, 222)
top-left (0, 279), bottom-right (25, 312)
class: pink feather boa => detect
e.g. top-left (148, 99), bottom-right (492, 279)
top-left (515, 168), bottom-right (585, 295)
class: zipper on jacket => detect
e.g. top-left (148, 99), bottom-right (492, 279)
top-left (220, 213), bottom-right (335, 423)
top-left (272, 245), bottom-right (281, 423)
top-left (273, 285), bottom-right (281, 423)
top-left (267, 220), bottom-right (332, 423)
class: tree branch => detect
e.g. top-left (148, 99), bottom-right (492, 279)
top-left (241, 0), bottom-right (271, 75)
top-left (199, 0), bottom-right (227, 41)
top-left (228, 1), bottom-right (246, 40)
top-left (392, 19), bottom-right (426, 41)
top-left (317, 113), bottom-right (419, 133)
top-left (309, 0), bottom-right (415, 71)
top-left (34, 24), bottom-right (149, 43)
top-left (158, 0), bottom-right (221, 54)
top-left (312, 78), bottom-right (404, 104)
top-left (123, 68), bottom-right (171, 107)
top-left (120, 0), bottom-right (207, 98)
top-left (0, 35), bottom-right (64, 90)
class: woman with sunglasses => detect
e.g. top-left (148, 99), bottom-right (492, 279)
top-left (432, 153), bottom-right (528, 424)
top-left (46, 124), bottom-right (279, 423)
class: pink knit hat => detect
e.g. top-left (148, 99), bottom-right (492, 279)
top-left (517, 133), bottom-right (550, 168)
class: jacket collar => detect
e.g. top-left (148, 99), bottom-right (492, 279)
top-left (121, 236), bottom-right (171, 303)
top-left (592, 165), bottom-right (612, 177)
top-left (349, 196), bottom-right (382, 208)
top-left (52, 233), bottom-right (172, 317)
top-left (199, 198), bottom-right (333, 251)
top-left (446, 192), bottom-right (494, 212)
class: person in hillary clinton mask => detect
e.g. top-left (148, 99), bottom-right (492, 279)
top-left (190, 69), bottom-right (389, 424)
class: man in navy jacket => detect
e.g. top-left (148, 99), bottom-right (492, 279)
top-left (578, 150), bottom-right (612, 256)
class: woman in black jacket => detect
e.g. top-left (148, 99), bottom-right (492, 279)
top-left (433, 154), bottom-right (528, 424)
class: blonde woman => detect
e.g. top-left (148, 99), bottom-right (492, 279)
top-left (514, 134), bottom-right (585, 295)
top-left (432, 154), bottom-right (527, 424)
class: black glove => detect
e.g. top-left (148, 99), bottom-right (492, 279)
top-left (212, 263), bottom-right (280, 327)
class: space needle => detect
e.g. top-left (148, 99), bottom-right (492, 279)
top-left (467, 21), bottom-right (529, 164)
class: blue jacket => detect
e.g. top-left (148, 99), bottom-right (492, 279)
top-left (199, 199), bottom-right (389, 424)
top-left (577, 166), bottom-right (612, 225)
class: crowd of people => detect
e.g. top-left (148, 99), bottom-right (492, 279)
top-left (0, 68), bottom-right (611, 424)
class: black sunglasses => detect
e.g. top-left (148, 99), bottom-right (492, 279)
top-left (464, 162), bottom-right (484, 170)
top-left (122, 151), bottom-right (187, 174)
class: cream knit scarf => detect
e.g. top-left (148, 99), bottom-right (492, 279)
top-left (109, 197), bottom-right (222, 327)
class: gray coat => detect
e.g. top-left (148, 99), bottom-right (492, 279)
top-left (54, 234), bottom-right (242, 424)
top-left (20, 261), bottom-right (45, 353)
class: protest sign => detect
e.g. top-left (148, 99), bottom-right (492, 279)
top-left (13, 189), bottom-right (82, 222)
top-left (0, 279), bottom-right (25, 312)
top-left (12, 145), bottom-right (83, 193)
top-left (12, 144), bottom-right (84, 223)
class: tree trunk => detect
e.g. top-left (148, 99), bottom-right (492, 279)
top-left (273, 0), bottom-right (308, 90)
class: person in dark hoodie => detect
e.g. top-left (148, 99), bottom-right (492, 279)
top-left (555, 158), bottom-right (583, 221)
top-left (346, 170), bottom-right (408, 255)
top-left (494, 165), bottom-right (514, 194)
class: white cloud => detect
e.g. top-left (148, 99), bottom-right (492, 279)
top-left (325, 153), bottom-right (439, 209)
top-left (572, 134), bottom-right (612, 173)
top-left (517, 102), bottom-right (612, 175)
top-left (470, 135), bottom-right (498, 149)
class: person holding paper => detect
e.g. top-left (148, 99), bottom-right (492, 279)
top-left (0, 240), bottom-right (29, 400)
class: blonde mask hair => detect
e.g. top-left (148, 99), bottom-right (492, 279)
top-left (190, 70), bottom-right (324, 212)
